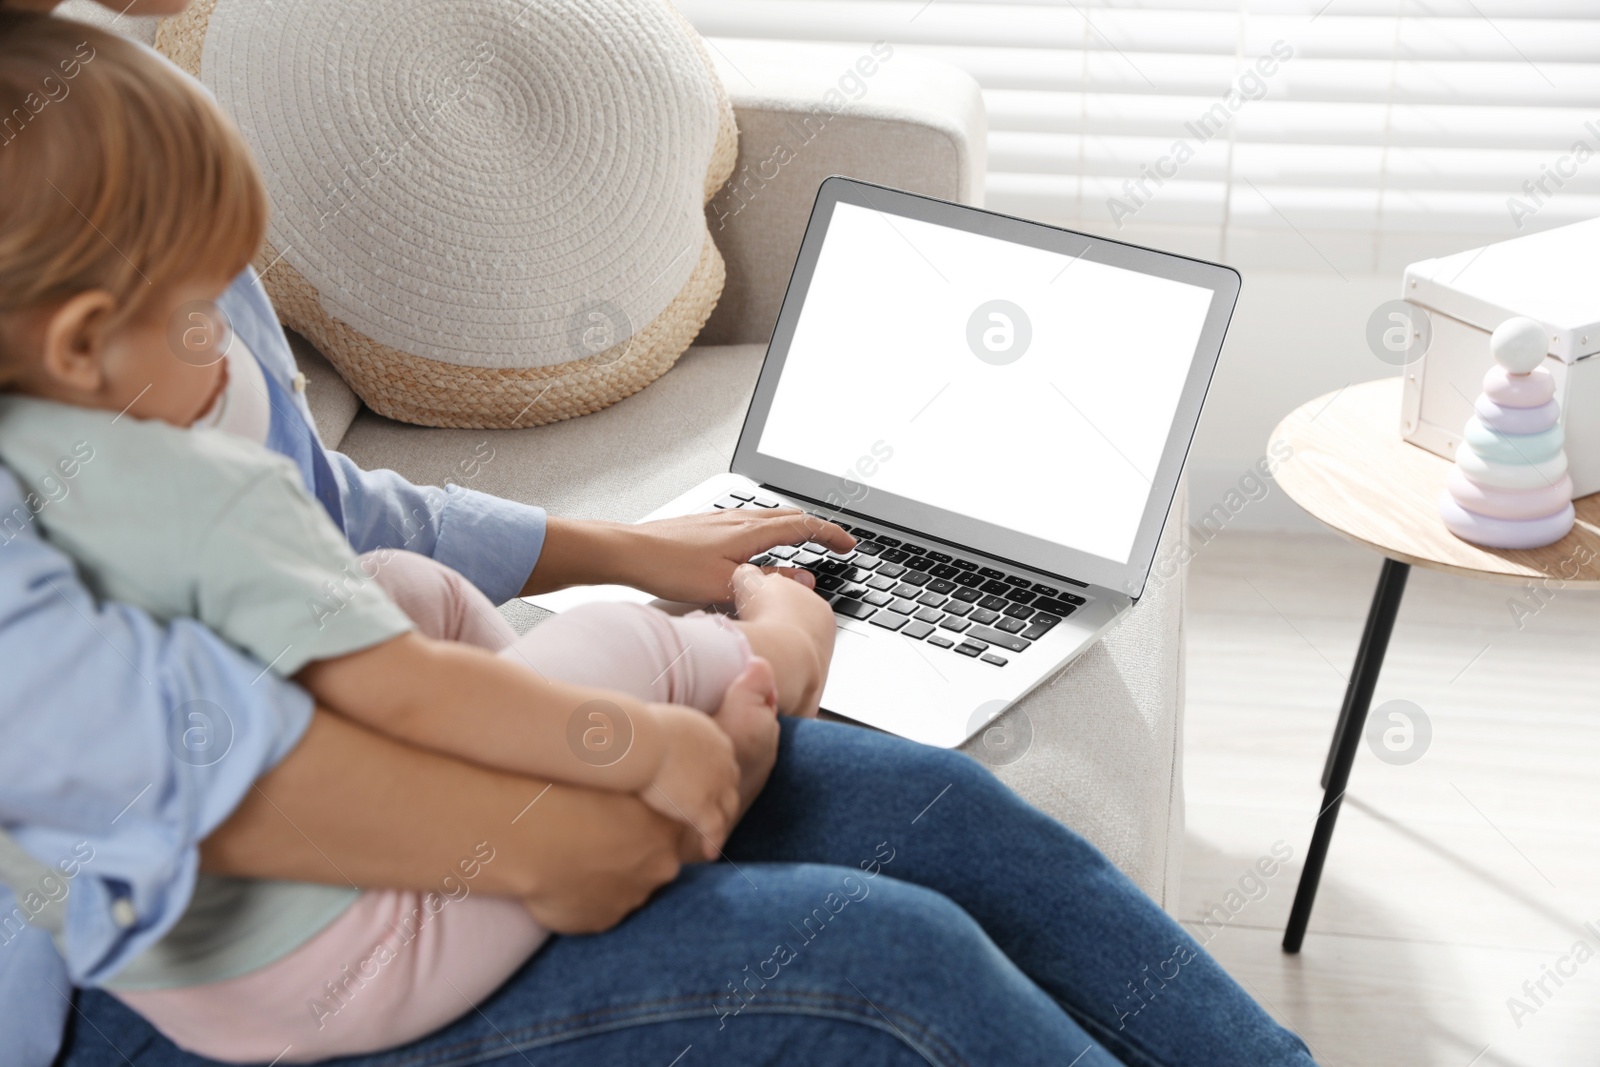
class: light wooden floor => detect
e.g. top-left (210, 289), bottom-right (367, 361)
top-left (1182, 529), bottom-right (1600, 1067)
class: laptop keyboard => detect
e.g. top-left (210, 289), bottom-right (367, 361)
top-left (712, 492), bottom-right (1086, 667)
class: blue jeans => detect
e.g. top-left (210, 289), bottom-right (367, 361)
top-left (62, 719), bottom-right (1316, 1066)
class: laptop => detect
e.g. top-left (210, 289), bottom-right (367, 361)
top-left (529, 176), bottom-right (1240, 748)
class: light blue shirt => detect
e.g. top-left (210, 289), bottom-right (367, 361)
top-left (0, 268), bottom-right (548, 1064)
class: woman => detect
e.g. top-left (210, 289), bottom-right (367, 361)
top-left (0, 0), bottom-right (1318, 1062)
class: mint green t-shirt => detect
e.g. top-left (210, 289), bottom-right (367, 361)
top-left (0, 395), bottom-right (412, 675)
top-left (0, 395), bottom-right (416, 989)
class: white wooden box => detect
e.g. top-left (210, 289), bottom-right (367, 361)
top-left (1401, 217), bottom-right (1600, 498)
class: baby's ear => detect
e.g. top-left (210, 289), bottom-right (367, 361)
top-left (38, 290), bottom-right (117, 394)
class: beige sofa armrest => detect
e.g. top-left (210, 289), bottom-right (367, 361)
top-left (965, 481), bottom-right (1189, 910)
top-left (699, 38), bottom-right (987, 346)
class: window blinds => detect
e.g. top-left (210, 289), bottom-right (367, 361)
top-left (676, 1), bottom-right (1600, 274)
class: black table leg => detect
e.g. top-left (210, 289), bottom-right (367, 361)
top-left (1282, 557), bottom-right (1410, 954)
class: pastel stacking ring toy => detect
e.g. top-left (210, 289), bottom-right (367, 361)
top-left (1474, 395), bottom-right (1559, 436)
top-left (1439, 316), bottom-right (1575, 549)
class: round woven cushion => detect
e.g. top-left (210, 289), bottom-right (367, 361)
top-left (157, 0), bottom-right (737, 429)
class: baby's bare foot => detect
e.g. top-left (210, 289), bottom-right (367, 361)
top-left (712, 657), bottom-right (780, 814)
top-left (717, 655), bottom-right (777, 718)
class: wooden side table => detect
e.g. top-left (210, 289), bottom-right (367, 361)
top-left (1269, 378), bottom-right (1600, 953)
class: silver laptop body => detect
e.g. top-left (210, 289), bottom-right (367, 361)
top-left (530, 177), bottom-right (1240, 747)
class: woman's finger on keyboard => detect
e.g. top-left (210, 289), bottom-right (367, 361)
top-left (762, 509), bottom-right (855, 552)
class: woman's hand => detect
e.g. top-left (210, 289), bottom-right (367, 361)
top-left (621, 508), bottom-right (855, 604)
top-left (201, 710), bottom-right (685, 937)
top-left (517, 784), bottom-right (686, 934)
top-left (522, 510), bottom-right (856, 604)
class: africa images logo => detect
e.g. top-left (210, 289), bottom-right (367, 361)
top-left (966, 299), bottom-right (1032, 366)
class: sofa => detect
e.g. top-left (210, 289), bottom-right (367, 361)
top-left (73, 9), bottom-right (1188, 908)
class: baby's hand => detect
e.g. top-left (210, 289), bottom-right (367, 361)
top-left (641, 703), bottom-right (741, 861)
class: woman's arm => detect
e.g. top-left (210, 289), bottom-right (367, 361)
top-left (200, 710), bottom-right (695, 933)
top-left (216, 269), bottom-right (548, 606)
top-left (524, 510), bottom-right (856, 602)
top-left (293, 633), bottom-right (741, 851)
top-left (222, 273), bottom-right (855, 610)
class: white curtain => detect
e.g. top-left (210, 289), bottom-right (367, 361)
top-left (677, 0), bottom-right (1600, 274)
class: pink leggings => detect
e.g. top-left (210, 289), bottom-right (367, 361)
top-left (115, 551), bottom-right (752, 1064)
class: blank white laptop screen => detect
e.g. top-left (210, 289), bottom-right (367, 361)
top-left (755, 201), bottom-right (1216, 566)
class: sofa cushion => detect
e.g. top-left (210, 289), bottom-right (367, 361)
top-left (339, 343), bottom-right (763, 521)
top-left (156, 0), bottom-right (738, 429)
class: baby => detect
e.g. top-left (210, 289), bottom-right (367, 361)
top-left (0, 13), bottom-right (836, 1062)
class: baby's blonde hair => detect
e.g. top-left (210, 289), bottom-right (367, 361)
top-left (0, 13), bottom-right (266, 344)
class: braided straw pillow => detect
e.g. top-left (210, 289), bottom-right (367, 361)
top-left (157, 0), bottom-right (737, 428)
